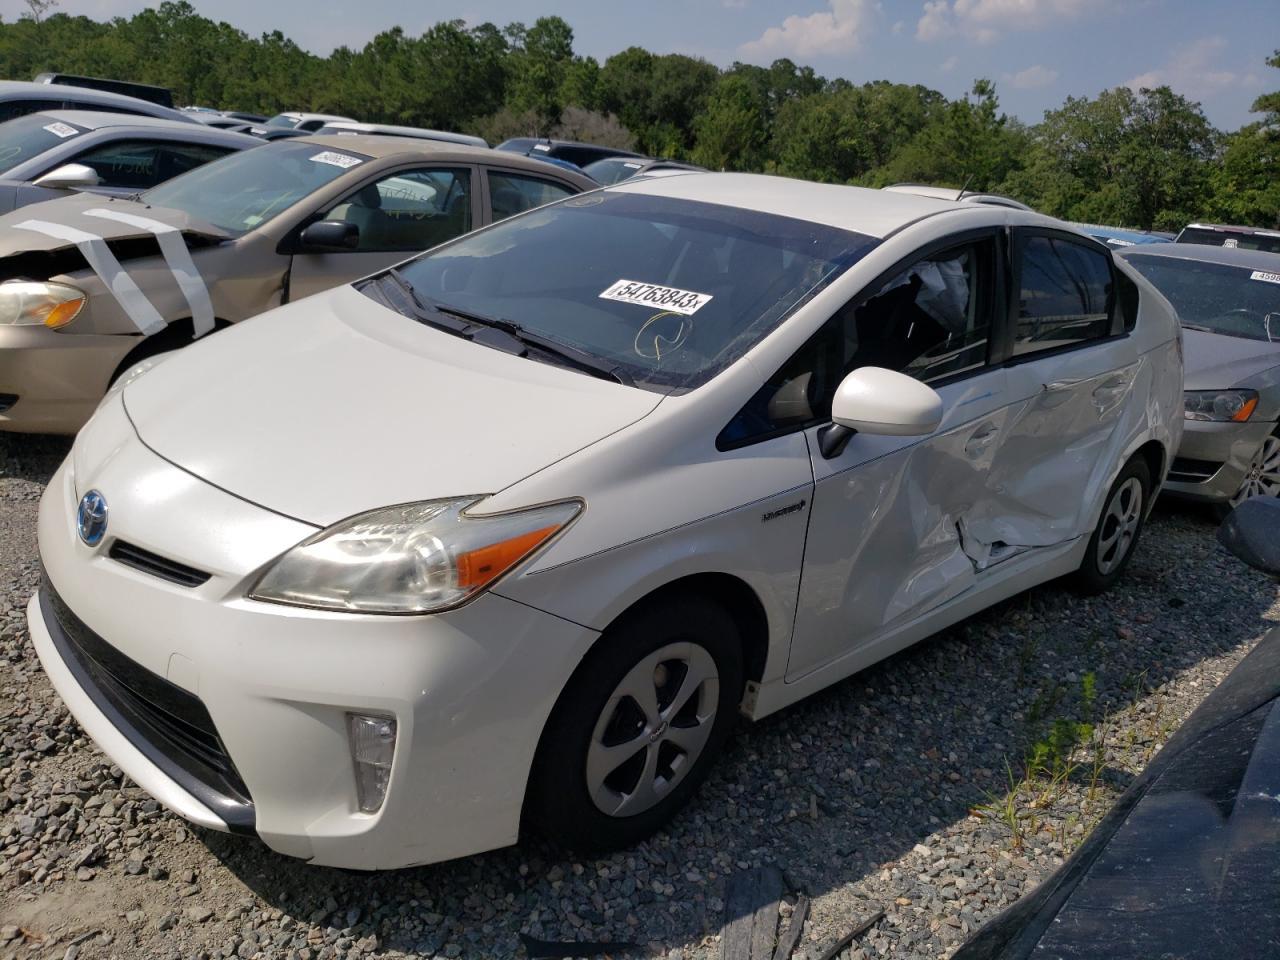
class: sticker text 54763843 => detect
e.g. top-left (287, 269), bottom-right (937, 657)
top-left (599, 279), bottom-right (713, 317)
top-left (1250, 270), bottom-right (1280, 286)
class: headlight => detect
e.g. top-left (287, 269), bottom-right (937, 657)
top-left (250, 497), bottom-right (581, 614)
top-left (0, 280), bottom-right (86, 328)
top-left (1183, 389), bottom-right (1258, 422)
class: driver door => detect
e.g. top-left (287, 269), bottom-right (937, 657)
top-left (287, 165), bottom-right (479, 301)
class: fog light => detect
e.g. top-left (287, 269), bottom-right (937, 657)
top-left (346, 713), bottom-right (396, 813)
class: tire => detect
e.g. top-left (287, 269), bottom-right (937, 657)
top-left (526, 594), bottom-right (744, 853)
top-left (1073, 457), bottom-right (1151, 595)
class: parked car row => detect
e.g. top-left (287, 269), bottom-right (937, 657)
top-left (3, 75), bottom-right (1277, 881)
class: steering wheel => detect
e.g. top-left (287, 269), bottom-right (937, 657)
top-left (1207, 308), bottom-right (1266, 336)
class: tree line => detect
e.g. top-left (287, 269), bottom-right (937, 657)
top-left (0, 2), bottom-right (1276, 231)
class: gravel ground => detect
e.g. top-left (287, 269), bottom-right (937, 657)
top-left (2, 432), bottom-right (1278, 960)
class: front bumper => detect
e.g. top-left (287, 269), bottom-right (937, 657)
top-left (1165, 418), bottom-right (1277, 503)
top-left (30, 424), bottom-right (598, 868)
top-left (0, 324), bottom-right (136, 434)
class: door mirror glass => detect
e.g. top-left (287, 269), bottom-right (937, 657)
top-left (33, 162), bottom-right (100, 189)
top-left (1217, 496), bottom-right (1280, 577)
top-left (831, 366), bottom-right (944, 436)
top-left (299, 219), bottom-right (359, 252)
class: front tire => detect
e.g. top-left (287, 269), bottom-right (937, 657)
top-left (526, 595), bottom-right (744, 853)
top-left (1074, 457), bottom-right (1151, 594)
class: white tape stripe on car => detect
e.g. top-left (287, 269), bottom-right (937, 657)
top-left (10, 219), bottom-right (167, 335)
top-left (83, 208), bottom-right (215, 338)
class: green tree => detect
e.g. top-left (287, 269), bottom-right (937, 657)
top-left (1209, 51), bottom-right (1280, 227)
top-left (505, 16), bottom-right (575, 133)
top-left (691, 73), bottom-right (769, 171)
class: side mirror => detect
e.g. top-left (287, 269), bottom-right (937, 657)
top-left (298, 220), bottom-right (359, 252)
top-left (33, 163), bottom-right (100, 190)
top-left (1217, 496), bottom-right (1280, 578)
top-left (819, 366), bottom-right (944, 458)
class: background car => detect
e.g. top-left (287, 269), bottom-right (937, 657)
top-left (1175, 222), bottom-right (1280, 253)
top-left (256, 111), bottom-right (356, 134)
top-left (28, 176), bottom-right (1180, 869)
top-left (0, 110), bottom-right (260, 213)
top-left (496, 136), bottom-right (643, 168)
top-left (955, 494), bottom-right (1280, 960)
top-left (0, 79), bottom-right (196, 125)
top-left (581, 156), bottom-right (704, 185)
top-left (882, 183), bottom-right (1033, 210)
top-left (0, 134), bottom-right (595, 433)
top-left (1070, 222), bottom-right (1170, 249)
top-left (33, 72), bottom-right (175, 108)
top-left (315, 120), bottom-right (487, 148)
top-left (1117, 244), bottom-right (1280, 514)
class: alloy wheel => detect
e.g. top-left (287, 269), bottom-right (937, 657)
top-left (585, 641), bottom-right (719, 817)
top-left (1231, 435), bottom-right (1280, 507)
top-left (1097, 476), bottom-right (1144, 575)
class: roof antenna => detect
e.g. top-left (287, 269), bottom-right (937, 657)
top-left (956, 173), bottom-right (975, 202)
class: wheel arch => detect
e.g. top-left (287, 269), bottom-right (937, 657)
top-left (108, 316), bottom-right (233, 385)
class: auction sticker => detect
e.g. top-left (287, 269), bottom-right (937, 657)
top-left (1250, 270), bottom-right (1280, 285)
top-left (600, 279), bottom-right (712, 316)
top-left (42, 122), bottom-right (79, 139)
top-left (309, 151), bottom-right (362, 169)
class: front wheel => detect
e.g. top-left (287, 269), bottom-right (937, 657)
top-left (1074, 458), bottom-right (1150, 594)
top-left (526, 595), bottom-right (744, 853)
top-left (1230, 431), bottom-right (1280, 507)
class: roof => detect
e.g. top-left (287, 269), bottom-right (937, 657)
top-left (291, 134), bottom-right (596, 185)
top-left (317, 121), bottom-right (487, 148)
top-left (1115, 243), bottom-right (1280, 270)
top-left (36, 109), bottom-right (219, 133)
top-left (614, 172), bottom-right (980, 238)
top-left (883, 183), bottom-right (1032, 211)
top-left (1182, 223), bottom-right (1280, 238)
top-left (0, 80), bottom-right (190, 122)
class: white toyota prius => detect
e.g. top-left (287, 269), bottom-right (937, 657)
top-left (29, 174), bottom-right (1182, 869)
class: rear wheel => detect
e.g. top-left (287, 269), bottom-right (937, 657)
top-left (1074, 458), bottom-right (1150, 594)
top-left (526, 595), bottom-right (743, 853)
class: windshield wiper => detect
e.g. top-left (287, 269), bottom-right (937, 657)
top-left (1181, 323), bottom-right (1216, 333)
top-left (384, 270), bottom-right (634, 387)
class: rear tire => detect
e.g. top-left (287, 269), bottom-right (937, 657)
top-left (526, 594), bottom-right (744, 853)
top-left (1073, 457), bottom-right (1150, 595)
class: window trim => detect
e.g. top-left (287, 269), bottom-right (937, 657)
top-left (1001, 226), bottom-right (1122, 368)
top-left (716, 227), bottom-right (1007, 452)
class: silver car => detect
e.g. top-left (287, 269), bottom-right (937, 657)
top-left (0, 110), bottom-right (260, 213)
top-left (1117, 244), bottom-right (1280, 511)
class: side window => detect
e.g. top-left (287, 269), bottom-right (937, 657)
top-left (1013, 234), bottom-right (1114, 357)
top-left (158, 143), bottom-right (233, 180)
top-left (67, 140), bottom-right (162, 189)
top-left (719, 239), bottom-right (994, 448)
top-left (319, 168), bottom-right (472, 253)
top-left (0, 98), bottom-right (61, 122)
top-left (487, 171), bottom-right (574, 222)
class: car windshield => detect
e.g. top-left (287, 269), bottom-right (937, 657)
top-left (382, 192), bottom-right (879, 391)
top-left (264, 114), bottom-right (299, 129)
top-left (0, 113), bottom-right (85, 176)
top-left (1124, 254), bottom-right (1280, 341)
top-left (583, 157), bottom-right (646, 185)
top-left (141, 140), bottom-right (369, 236)
top-left (1177, 227), bottom-right (1280, 254)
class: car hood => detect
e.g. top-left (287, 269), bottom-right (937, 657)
top-left (121, 284), bottom-right (663, 526)
top-left (0, 191), bottom-right (228, 264)
top-left (1182, 328), bottom-right (1280, 390)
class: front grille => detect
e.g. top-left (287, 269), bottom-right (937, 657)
top-left (1169, 456), bottom-right (1222, 484)
top-left (109, 540), bottom-right (211, 588)
top-left (0, 393), bottom-right (17, 412)
top-left (41, 577), bottom-right (254, 833)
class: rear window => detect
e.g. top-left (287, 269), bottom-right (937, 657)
top-left (141, 140), bottom-right (370, 236)
top-left (1123, 255), bottom-right (1280, 341)
top-left (384, 192), bottom-right (879, 391)
top-left (0, 113), bottom-right (85, 176)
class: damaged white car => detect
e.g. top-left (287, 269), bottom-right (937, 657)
top-left (30, 174), bottom-right (1181, 868)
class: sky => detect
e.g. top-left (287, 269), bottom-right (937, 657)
top-left (23, 0), bottom-right (1278, 129)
